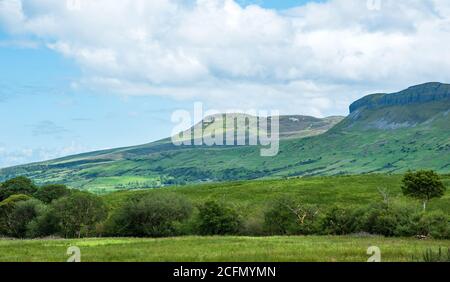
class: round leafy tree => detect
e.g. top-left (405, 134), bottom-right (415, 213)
top-left (401, 170), bottom-right (446, 211)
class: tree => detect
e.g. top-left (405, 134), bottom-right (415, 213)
top-left (197, 201), bottom-right (240, 235)
top-left (402, 170), bottom-right (446, 211)
top-left (0, 194), bottom-right (32, 235)
top-left (0, 177), bottom-right (37, 201)
top-left (7, 199), bottom-right (46, 238)
top-left (34, 184), bottom-right (71, 204)
top-left (51, 192), bottom-right (107, 238)
top-left (106, 193), bottom-right (192, 237)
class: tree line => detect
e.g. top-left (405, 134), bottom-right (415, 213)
top-left (0, 171), bottom-right (448, 239)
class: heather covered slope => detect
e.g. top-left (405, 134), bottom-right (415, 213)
top-left (0, 83), bottom-right (449, 193)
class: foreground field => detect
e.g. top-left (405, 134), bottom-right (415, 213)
top-left (0, 236), bottom-right (449, 262)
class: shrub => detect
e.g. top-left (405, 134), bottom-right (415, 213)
top-left (362, 203), bottom-right (417, 237)
top-left (416, 211), bottom-right (450, 239)
top-left (240, 215), bottom-right (265, 236)
top-left (26, 208), bottom-right (61, 238)
top-left (34, 184), bottom-right (71, 204)
top-left (0, 177), bottom-right (37, 201)
top-left (106, 193), bottom-right (193, 237)
top-left (51, 192), bottom-right (107, 238)
top-left (263, 197), bottom-right (321, 235)
top-left (321, 206), bottom-right (365, 235)
top-left (0, 194), bottom-right (32, 235)
top-left (7, 199), bottom-right (46, 238)
top-left (197, 201), bottom-right (241, 235)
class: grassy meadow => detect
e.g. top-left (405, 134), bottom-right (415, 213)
top-left (0, 236), bottom-right (448, 262)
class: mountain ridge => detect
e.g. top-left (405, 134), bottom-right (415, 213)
top-left (350, 82), bottom-right (450, 113)
top-left (1, 82), bottom-right (449, 193)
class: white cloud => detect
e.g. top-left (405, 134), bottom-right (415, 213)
top-left (0, 141), bottom-right (90, 168)
top-left (1, 0), bottom-right (450, 116)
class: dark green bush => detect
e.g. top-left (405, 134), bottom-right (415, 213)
top-left (106, 193), bottom-right (193, 237)
top-left (0, 194), bottom-right (32, 235)
top-left (7, 199), bottom-right (46, 238)
top-left (51, 192), bottom-right (107, 238)
top-left (26, 208), bottom-right (61, 238)
top-left (321, 206), bottom-right (365, 235)
top-left (416, 211), bottom-right (450, 239)
top-left (362, 203), bottom-right (417, 237)
top-left (197, 201), bottom-right (241, 235)
top-left (263, 198), bottom-right (321, 235)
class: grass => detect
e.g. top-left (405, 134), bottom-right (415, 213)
top-left (0, 236), bottom-right (449, 262)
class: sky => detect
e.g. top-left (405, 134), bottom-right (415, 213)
top-left (1, 0), bottom-right (450, 167)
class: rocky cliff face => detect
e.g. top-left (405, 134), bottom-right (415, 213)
top-left (349, 82), bottom-right (450, 113)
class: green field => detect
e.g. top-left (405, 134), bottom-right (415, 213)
top-left (0, 236), bottom-right (448, 262)
top-left (103, 174), bottom-right (450, 217)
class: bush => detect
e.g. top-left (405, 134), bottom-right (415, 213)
top-left (51, 192), bottom-right (107, 238)
top-left (106, 193), bottom-right (193, 237)
top-left (0, 194), bottom-right (32, 235)
top-left (263, 198), bottom-right (321, 235)
top-left (362, 203), bottom-right (417, 237)
top-left (197, 201), bottom-right (241, 235)
top-left (34, 184), bottom-right (71, 204)
top-left (7, 199), bottom-right (46, 238)
top-left (321, 206), bottom-right (365, 235)
top-left (240, 215), bottom-right (265, 236)
top-left (416, 211), bottom-right (450, 239)
top-left (0, 177), bottom-right (37, 201)
top-left (26, 208), bottom-right (61, 238)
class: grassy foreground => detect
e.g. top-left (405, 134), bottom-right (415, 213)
top-left (0, 236), bottom-right (449, 262)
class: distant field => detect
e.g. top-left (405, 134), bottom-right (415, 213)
top-left (103, 174), bottom-right (450, 217)
top-left (0, 236), bottom-right (448, 262)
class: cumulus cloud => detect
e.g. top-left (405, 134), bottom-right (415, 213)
top-left (1, 0), bottom-right (450, 116)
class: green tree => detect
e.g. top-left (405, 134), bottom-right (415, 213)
top-left (197, 201), bottom-right (240, 235)
top-left (0, 177), bottom-right (37, 201)
top-left (402, 170), bottom-right (446, 211)
top-left (34, 184), bottom-right (71, 204)
top-left (51, 192), bottom-right (107, 238)
top-left (0, 194), bottom-right (32, 235)
top-left (106, 193), bottom-right (192, 237)
top-left (7, 199), bottom-right (46, 238)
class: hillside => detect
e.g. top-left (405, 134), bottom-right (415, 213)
top-left (0, 82), bottom-right (449, 193)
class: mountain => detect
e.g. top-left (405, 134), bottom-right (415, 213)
top-left (0, 82), bottom-right (449, 193)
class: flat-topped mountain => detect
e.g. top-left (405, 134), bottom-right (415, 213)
top-left (350, 82), bottom-right (450, 113)
top-left (0, 83), bottom-right (449, 193)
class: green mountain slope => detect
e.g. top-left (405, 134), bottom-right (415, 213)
top-left (1, 82), bottom-right (449, 193)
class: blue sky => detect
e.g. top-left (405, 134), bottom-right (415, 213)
top-left (1, 0), bottom-right (449, 167)
top-left (0, 0), bottom-right (322, 167)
